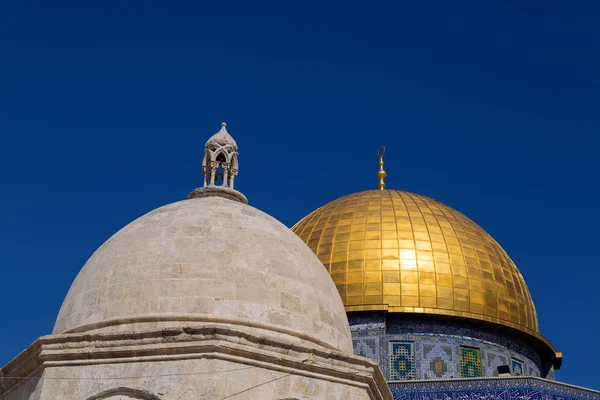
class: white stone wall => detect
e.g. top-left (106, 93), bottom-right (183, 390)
top-left (4, 359), bottom-right (374, 400)
top-left (1, 372), bottom-right (42, 400)
top-left (1, 325), bottom-right (390, 400)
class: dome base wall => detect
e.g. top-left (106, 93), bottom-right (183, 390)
top-left (0, 324), bottom-right (391, 400)
top-left (349, 312), bottom-right (555, 382)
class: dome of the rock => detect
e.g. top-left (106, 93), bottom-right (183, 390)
top-left (288, 148), bottom-right (564, 383)
top-left (292, 190), bottom-right (537, 334)
top-left (54, 195), bottom-right (353, 354)
top-left (291, 189), bottom-right (556, 353)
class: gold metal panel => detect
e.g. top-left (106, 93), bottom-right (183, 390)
top-left (419, 272), bottom-right (436, 285)
top-left (383, 283), bottom-right (401, 296)
top-left (420, 296), bottom-right (437, 308)
top-left (470, 291), bottom-right (485, 305)
top-left (364, 259), bottom-right (381, 270)
top-left (383, 271), bottom-right (400, 283)
top-left (402, 283), bottom-right (419, 296)
top-left (382, 248), bottom-right (399, 259)
top-left (437, 297), bottom-right (454, 309)
top-left (346, 296), bottom-right (363, 306)
top-left (382, 259), bottom-right (400, 270)
top-left (384, 295), bottom-right (401, 306)
top-left (401, 259), bottom-right (417, 270)
top-left (420, 284), bottom-right (437, 297)
top-left (436, 262), bottom-right (451, 275)
top-left (364, 271), bottom-right (382, 283)
top-left (402, 295), bottom-right (420, 307)
top-left (418, 260), bottom-right (435, 272)
top-left (346, 283), bottom-right (362, 296)
top-left (453, 276), bottom-right (468, 289)
top-left (330, 270), bottom-right (346, 281)
top-left (333, 241), bottom-right (349, 251)
top-left (364, 294), bottom-right (383, 304)
top-left (291, 189), bottom-right (539, 335)
top-left (471, 303), bottom-right (485, 314)
top-left (364, 283), bottom-right (383, 296)
top-left (347, 260), bottom-right (363, 272)
top-left (331, 251), bottom-right (346, 263)
top-left (401, 270), bottom-right (418, 283)
top-left (438, 285), bottom-right (453, 299)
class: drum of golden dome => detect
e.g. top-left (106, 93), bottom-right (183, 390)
top-left (291, 189), bottom-right (542, 339)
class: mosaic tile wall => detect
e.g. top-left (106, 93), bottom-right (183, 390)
top-left (349, 313), bottom-right (547, 381)
top-left (383, 314), bottom-right (544, 369)
top-left (388, 377), bottom-right (599, 400)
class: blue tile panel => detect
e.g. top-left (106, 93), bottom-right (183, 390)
top-left (388, 377), bottom-right (600, 400)
top-left (353, 337), bottom-right (380, 361)
top-left (389, 341), bottom-right (416, 380)
top-left (422, 341), bottom-right (455, 379)
top-left (512, 358), bottom-right (525, 376)
top-left (460, 346), bottom-right (482, 378)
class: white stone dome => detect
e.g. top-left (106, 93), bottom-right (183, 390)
top-left (54, 196), bottom-right (353, 354)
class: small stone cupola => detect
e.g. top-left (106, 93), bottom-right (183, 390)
top-left (203, 122), bottom-right (239, 188)
top-left (188, 122), bottom-right (248, 204)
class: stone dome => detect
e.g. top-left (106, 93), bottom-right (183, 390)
top-left (205, 122), bottom-right (238, 149)
top-left (54, 196), bottom-right (353, 354)
top-left (291, 189), bottom-right (546, 341)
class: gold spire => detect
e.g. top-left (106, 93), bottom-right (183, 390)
top-left (377, 146), bottom-right (387, 190)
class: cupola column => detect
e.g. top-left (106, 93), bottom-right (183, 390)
top-left (229, 171), bottom-right (237, 190)
top-left (209, 161), bottom-right (219, 186)
top-left (222, 163), bottom-right (230, 187)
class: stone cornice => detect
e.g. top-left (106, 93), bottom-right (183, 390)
top-left (1, 324), bottom-right (391, 400)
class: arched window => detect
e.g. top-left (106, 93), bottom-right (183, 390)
top-left (85, 387), bottom-right (163, 400)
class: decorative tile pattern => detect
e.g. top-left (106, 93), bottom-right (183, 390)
top-left (390, 341), bottom-right (415, 380)
top-left (349, 314), bottom-right (545, 380)
top-left (526, 362), bottom-right (540, 377)
top-left (388, 376), bottom-right (600, 400)
top-left (385, 315), bottom-right (543, 368)
top-left (485, 349), bottom-right (508, 377)
top-left (460, 346), bottom-right (482, 378)
top-left (353, 337), bottom-right (380, 362)
top-left (512, 358), bottom-right (524, 376)
top-left (422, 342), bottom-right (455, 379)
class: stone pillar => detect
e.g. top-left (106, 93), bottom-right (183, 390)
top-left (222, 163), bottom-right (229, 187)
top-left (210, 161), bottom-right (219, 186)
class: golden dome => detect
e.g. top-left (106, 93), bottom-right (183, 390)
top-left (292, 189), bottom-right (540, 336)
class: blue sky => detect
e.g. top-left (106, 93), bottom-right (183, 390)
top-left (1, 1), bottom-right (599, 389)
